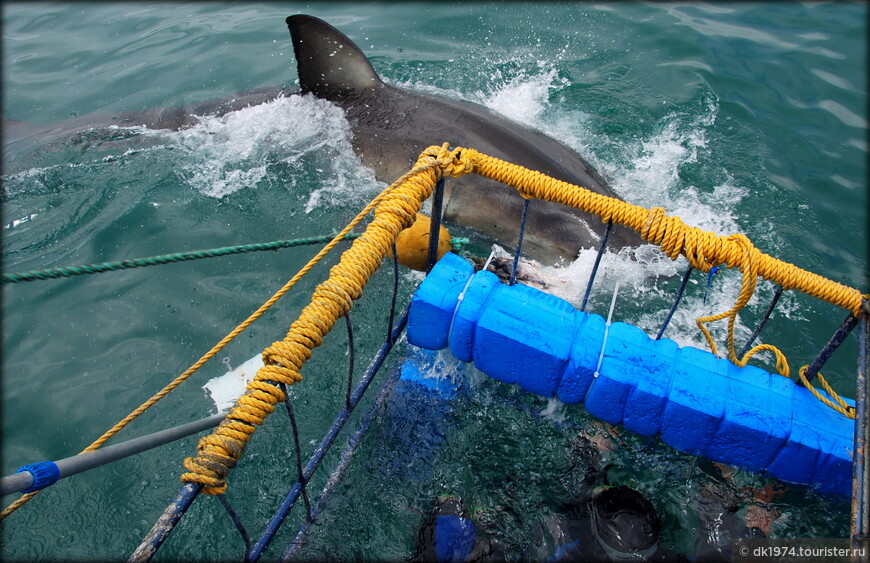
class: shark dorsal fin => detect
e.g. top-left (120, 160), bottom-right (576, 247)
top-left (286, 15), bottom-right (383, 99)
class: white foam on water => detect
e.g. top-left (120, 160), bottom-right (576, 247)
top-left (394, 57), bottom-right (569, 127)
top-left (163, 94), bottom-right (377, 209)
top-left (468, 68), bottom-right (791, 365)
top-left (538, 397), bottom-right (568, 424)
top-left (598, 102), bottom-right (806, 354)
top-left (476, 67), bottom-right (567, 125)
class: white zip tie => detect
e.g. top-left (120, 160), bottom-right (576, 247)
top-left (447, 249), bottom-right (496, 345)
top-left (593, 280), bottom-right (620, 378)
top-left (481, 248), bottom-right (497, 272)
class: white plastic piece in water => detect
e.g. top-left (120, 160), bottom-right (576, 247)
top-left (481, 248), bottom-right (497, 272)
top-left (203, 354), bottom-right (264, 412)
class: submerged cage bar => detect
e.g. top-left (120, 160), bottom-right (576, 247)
top-left (130, 483), bottom-right (203, 562)
top-left (246, 309), bottom-right (410, 561)
top-left (281, 343), bottom-right (408, 560)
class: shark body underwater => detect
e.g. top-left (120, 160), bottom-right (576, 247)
top-left (5, 14), bottom-right (643, 264)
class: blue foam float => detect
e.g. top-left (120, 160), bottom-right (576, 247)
top-left (406, 253), bottom-right (854, 496)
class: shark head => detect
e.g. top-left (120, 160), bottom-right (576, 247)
top-left (286, 15), bottom-right (383, 99)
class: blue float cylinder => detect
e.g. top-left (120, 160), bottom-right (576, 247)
top-left (407, 253), bottom-right (854, 496)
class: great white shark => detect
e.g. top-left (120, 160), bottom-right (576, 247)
top-left (4, 14), bottom-right (643, 264)
top-left (285, 15), bottom-right (643, 263)
top-left (2, 85), bottom-right (287, 160)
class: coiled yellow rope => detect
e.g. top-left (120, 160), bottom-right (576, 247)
top-left (180, 144), bottom-right (470, 494)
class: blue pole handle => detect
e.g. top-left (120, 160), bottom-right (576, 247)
top-left (15, 461), bottom-right (60, 493)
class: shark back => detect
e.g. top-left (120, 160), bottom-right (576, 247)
top-left (286, 15), bottom-right (382, 98)
top-left (284, 15), bottom-right (644, 262)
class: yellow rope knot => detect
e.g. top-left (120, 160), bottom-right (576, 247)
top-left (450, 148), bottom-right (477, 177)
top-left (421, 143), bottom-right (476, 179)
top-left (691, 234), bottom-right (851, 420)
top-left (694, 234), bottom-right (785, 369)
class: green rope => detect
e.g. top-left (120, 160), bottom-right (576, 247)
top-left (2, 234), bottom-right (360, 284)
top-left (2, 235), bottom-right (471, 284)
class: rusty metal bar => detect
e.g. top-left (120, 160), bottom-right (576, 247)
top-left (851, 314), bottom-right (868, 553)
top-left (802, 311), bottom-right (861, 385)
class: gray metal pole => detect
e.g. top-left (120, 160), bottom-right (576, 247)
top-left (1, 412), bottom-right (226, 496)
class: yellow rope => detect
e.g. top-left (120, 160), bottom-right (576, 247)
top-left (180, 144), bottom-right (470, 494)
top-left (1, 151), bottom-right (451, 518)
top-left (797, 366), bottom-right (856, 419)
top-left (464, 148), bottom-right (864, 315)
top-left (7, 143), bottom-right (863, 515)
top-left (0, 195), bottom-right (387, 520)
top-left (693, 234), bottom-right (792, 379)
top-left (458, 147), bottom-right (864, 417)
top-left (0, 492), bottom-right (38, 520)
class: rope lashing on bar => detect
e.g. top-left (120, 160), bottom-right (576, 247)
top-left (180, 144), bottom-right (472, 494)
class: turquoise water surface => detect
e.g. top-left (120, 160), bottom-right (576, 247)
top-left (2, 3), bottom-right (867, 561)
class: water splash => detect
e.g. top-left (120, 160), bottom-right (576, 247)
top-left (478, 67), bottom-right (567, 124)
top-left (465, 68), bottom-right (794, 364)
top-left (166, 94), bottom-right (377, 209)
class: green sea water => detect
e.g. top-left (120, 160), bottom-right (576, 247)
top-left (2, 2), bottom-right (867, 561)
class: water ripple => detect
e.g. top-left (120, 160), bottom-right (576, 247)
top-left (817, 99), bottom-right (868, 129)
top-left (810, 68), bottom-right (858, 92)
top-left (663, 5), bottom-right (799, 51)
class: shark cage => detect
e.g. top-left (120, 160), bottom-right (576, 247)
top-left (2, 144), bottom-right (867, 561)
